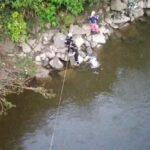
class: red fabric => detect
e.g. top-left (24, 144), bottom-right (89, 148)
top-left (90, 23), bottom-right (100, 33)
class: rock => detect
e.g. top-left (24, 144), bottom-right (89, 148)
top-left (49, 45), bottom-right (58, 53)
top-left (42, 31), bottom-right (54, 45)
top-left (73, 35), bottom-right (85, 50)
top-left (82, 24), bottom-right (91, 36)
top-left (55, 47), bottom-right (68, 53)
top-left (70, 25), bottom-right (87, 35)
top-left (40, 53), bottom-right (47, 61)
top-left (86, 35), bottom-right (92, 41)
top-left (35, 68), bottom-right (51, 80)
top-left (119, 23), bottom-right (130, 29)
top-left (111, 0), bottom-right (127, 11)
top-left (42, 36), bottom-right (49, 45)
top-left (35, 55), bottom-right (41, 65)
top-left (78, 55), bottom-right (84, 64)
top-left (56, 53), bottom-right (69, 61)
top-left (91, 41), bottom-right (98, 48)
top-left (79, 50), bottom-right (87, 58)
top-left (89, 57), bottom-right (100, 69)
top-left (138, 0), bottom-right (144, 8)
top-left (27, 39), bottom-right (36, 49)
top-left (46, 51), bottom-right (55, 59)
top-left (132, 8), bottom-right (144, 19)
top-left (49, 57), bottom-right (64, 70)
top-left (41, 57), bottom-right (49, 68)
top-left (144, 0), bottom-right (150, 8)
top-left (92, 33), bottom-right (106, 44)
top-left (144, 8), bottom-right (150, 16)
top-left (105, 17), bottom-right (119, 29)
top-left (21, 43), bottom-right (32, 53)
top-left (84, 40), bottom-right (93, 55)
top-left (33, 43), bottom-right (43, 52)
top-left (53, 32), bottom-right (66, 49)
top-left (113, 14), bottom-right (130, 24)
top-left (100, 26), bottom-right (111, 36)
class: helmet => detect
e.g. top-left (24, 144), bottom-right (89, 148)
top-left (68, 32), bottom-right (72, 37)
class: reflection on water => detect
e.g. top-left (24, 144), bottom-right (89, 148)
top-left (1, 18), bottom-right (150, 150)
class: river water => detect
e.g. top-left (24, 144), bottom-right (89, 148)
top-left (1, 18), bottom-right (150, 150)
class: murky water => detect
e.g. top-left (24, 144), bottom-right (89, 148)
top-left (1, 18), bottom-right (150, 150)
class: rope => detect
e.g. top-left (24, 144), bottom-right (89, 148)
top-left (49, 61), bottom-right (69, 150)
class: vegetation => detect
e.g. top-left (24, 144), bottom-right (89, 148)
top-left (0, 55), bottom-right (55, 115)
top-left (0, 0), bottom-right (104, 42)
top-left (0, 0), bottom-right (105, 115)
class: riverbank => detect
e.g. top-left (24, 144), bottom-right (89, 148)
top-left (1, 0), bottom-right (150, 115)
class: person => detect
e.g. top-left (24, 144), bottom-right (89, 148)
top-left (65, 33), bottom-right (79, 65)
top-left (89, 11), bottom-right (100, 33)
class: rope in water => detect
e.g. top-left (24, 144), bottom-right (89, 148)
top-left (49, 61), bottom-right (69, 150)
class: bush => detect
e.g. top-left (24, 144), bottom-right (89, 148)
top-left (38, 4), bottom-right (58, 27)
top-left (7, 12), bottom-right (27, 42)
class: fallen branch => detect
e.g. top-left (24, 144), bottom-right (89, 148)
top-left (0, 77), bottom-right (55, 115)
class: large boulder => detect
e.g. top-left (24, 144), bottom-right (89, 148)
top-left (111, 0), bottom-right (127, 11)
top-left (55, 47), bottom-right (68, 53)
top-left (70, 25), bottom-right (87, 35)
top-left (45, 51), bottom-right (55, 59)
top-left (53, 32), bottom-right (66, 49)
top-left (33, 43), bottom-right (43, 52)
top-left (73, 35), bottom-right (85, 50)
top-left (42, 31), bottom-right (54, 45)
top-left (145, 8), bottom-right (150, 16)
top-left (56, 53), bottom-right (69, 61)
top-left (49, 57), bottom-right (64, 70)
top-left (112, 14), bottom-right (130, 24)
top-left (92, 33), bottom-right (106, 44)
top-left (132, 8), bottom-right (144, 19)
top-left (144, 0), bottom-right (150, 8)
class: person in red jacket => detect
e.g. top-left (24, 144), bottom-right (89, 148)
top-left (89, 11), bottom-right (100, 34)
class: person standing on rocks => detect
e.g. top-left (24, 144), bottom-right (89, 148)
top-left (89, 11), bottom-right (100, 34)
top-left (65, 33), bottom-right (79, 66)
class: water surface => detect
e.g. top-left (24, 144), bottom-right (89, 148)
top-left (0, 18), bottom-right (150, 150)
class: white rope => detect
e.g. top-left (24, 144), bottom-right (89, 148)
top-left (49, 62), bottom-right (68, 150)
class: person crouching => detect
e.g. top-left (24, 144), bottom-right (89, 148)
top-left (65, 33), bottom-right (79, 66)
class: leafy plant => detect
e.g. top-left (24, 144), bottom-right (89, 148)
top-left (38, 4), bottom-right (59, 27)
top-left (7, 12), bottom-right (27, 42)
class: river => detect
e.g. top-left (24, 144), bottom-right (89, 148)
top-left (0, 18), bottom-right (150, 150)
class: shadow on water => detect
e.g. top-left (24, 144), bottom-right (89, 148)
top-left (1, 18), bottom-right (150, 150)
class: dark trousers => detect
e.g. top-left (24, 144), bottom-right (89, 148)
top-left (69, 47), bottom-right (79, 62)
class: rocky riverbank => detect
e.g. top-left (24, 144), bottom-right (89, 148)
top-left (18, 0), bottom-right (150, 78)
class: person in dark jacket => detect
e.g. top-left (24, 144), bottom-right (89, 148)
top-left (65, 33), bottom-right (79, 65)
